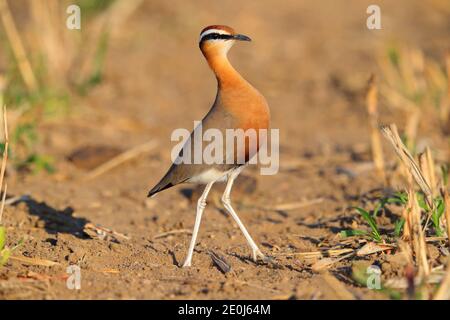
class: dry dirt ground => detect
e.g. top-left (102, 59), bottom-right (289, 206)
top-left (1, 0), bottom-right (450, 299)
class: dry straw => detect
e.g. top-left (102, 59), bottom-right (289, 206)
top-left (443, 190), bottom-right (450, 246)
top-left (0, 105), bottom-right (8, 224)
top-left (380, 124), bottom-right (433, 208)
top-left (418, 147), bottom-right (437, 197)
top-left (366, 74), bottom-right (386, 183)
top-left (0, 0), bottom-right (38, 92)
top-left (380, 124), bottom-right (430, 277)
top-left (407, 190), bottom-right (430, 277)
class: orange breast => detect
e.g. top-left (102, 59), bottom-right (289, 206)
top-left (221, 83), bottom-right (270, 162)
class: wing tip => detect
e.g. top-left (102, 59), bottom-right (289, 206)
top-left (147, 182), bottom-right (175, 198)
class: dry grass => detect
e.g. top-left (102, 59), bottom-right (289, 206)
top-left (444, 190), bottom-right (450, 245)
top-left (366, 74), bottom-right (386, 184)
top-left (0, 0), bottom-right (38, 92)
top-left (380, 124), bottom-right (433, 208)
top-left (407, 190), bottom-right (430, 277)
top-left (379, 122), bottom-right (450, 297)
top-left (25, 0), bottom-right (144, 89)
top-left (379, 46), bottom-right (449, 145)
top-left (0, 104), bottom-right (8, 224)
top-left (84, 140), bottom-right (158, 180)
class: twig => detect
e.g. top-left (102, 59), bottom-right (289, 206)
top-left (0, 0), bottom-right (38, 92)
top-left (276, 248), bottom-right (353, 258)
top-left (311, 252), bottom-right (354, 272)
top-left (0, 183), bottom-right (6, 223)
top-left (84, 140), bottom-right (157, 180)
top-left (0, 104), bottom-right (8, 224)
top-left (83, 223), bottom-right (130, 241)
top-left (4, 194), bottom-right (31, 206)
top-left (9, 255), bottom-right (60, 267)
top-left (243, 198), bottom-right (324, 212)
top-left (153, 229), bottom-right (192, 239)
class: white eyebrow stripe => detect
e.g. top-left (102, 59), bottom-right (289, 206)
top-left (199, 29), bottom-right (231, 42)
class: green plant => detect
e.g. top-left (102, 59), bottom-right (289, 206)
top-left (75, 30), bottom-right (109, 95)
top-left (441, 164), bottom-right (449, 187)
top-left (381, 191), bottom-right (445, 237)
top-left (341, 192), bottom-right (410, 241)
top-left (341, 207), bottom-right (382, 242)
top-left (0, 226), bottom-right (23, 267)
top-left (431, 197), bottom-right (445, 236)
top-left (0, 226), bottom-right (10, 266)
top-left (394, 218), bottom-right (405, 237)
top-left (355, 207), bottom-right (383, 242)
top-left (77, 0), bottom-right (115, 17)
top-left (0, 0), bottom-right (113, 175)
top-left (2, 122), bottom-right (55, 173)
top-left (20, 154), bottom-right (55, 174)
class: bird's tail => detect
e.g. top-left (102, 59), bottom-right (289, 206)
top-left (147, 180), bottom-right (174, 198)
top-left (147, 163), bottom-right (189, 197)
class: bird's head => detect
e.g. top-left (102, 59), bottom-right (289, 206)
top-left (199, 25), bottom-right (251, 58)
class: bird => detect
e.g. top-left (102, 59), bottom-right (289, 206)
top-left (148, 25), bottom-right (270, 267)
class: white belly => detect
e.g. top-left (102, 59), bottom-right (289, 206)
top-left (187, 168), bottom-right (230, 184)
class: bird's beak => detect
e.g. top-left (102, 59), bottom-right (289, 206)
top-left (233, 34), bottom-right (251, 42)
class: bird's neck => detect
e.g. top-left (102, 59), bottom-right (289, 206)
top-left (206, 53), bottom-right (246, 88)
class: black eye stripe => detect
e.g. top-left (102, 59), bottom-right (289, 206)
top-left (200, 33), bottom-right (233, 42)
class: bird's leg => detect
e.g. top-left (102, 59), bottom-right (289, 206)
top-left (182, 181), bottom-right (214, 268)
top-left (221, 171), bottom-right (265, 262)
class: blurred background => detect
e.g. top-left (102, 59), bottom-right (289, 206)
top-left (0, 0), bottom-right (449, 299)
top-left (0, 0), bottom-right (448, 177)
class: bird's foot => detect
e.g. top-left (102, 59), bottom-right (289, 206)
top-left (251, 248), bottom-right (266, 262)
top-left (182, 259), bottom-right (192, 268)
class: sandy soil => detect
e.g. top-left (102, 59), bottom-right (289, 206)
top-left (1, 0), bottom-right (449, 299)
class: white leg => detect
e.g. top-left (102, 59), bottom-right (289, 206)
top-left (221, 170), bottom-right (265, 262)
top-left (182, 181), bottom-right (214, 267)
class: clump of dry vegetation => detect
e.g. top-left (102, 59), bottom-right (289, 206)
top-left (378, 46), bottom-right (450, 148)
top-left (338, 54), bottom-right (450, 298)
top-left (0, 0), bottom-right (142, 173)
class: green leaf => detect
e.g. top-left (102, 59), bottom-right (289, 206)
top-left (373, 198), bottom-right (387, 218)
top-left (354, 207), bottom-right (382, 242)
top-left (394, 218), bottom-right (405, 237)
top-left (416, 192), bottom-right (428, 211)
top-left (0, 226), bottom-right (6, 251)
top-left (23, 154), bottom-right (56, 174)
top-left (387, 47), bottom-right (400, 67)
top-left (441, 165), bottom-right (449, 187)
top-left (431, 197), bottom-right (445, 236)
top-left (386, 192), bottom-right (408, 205)
top-left (340, 229), bottom-right (368, 238)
